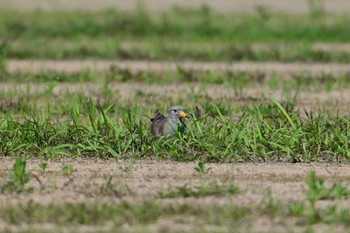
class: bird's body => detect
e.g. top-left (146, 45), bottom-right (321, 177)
top-left (150, 106), bottom-right (188, 137)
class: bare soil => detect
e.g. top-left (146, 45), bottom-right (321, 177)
top-left (8, 59), bottom-right (350, 75)
top-left (0, 158), bottom-right (350, 232)
top-left (2, 0), bottom-right (350, 13)
top-left (3, 81), bottom-right (350, 114)
top-left (1, 158), bottom-right (348, 204)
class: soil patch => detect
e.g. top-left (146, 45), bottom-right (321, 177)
top-left (2, 0), bottom-right (350, 13)
top-left (1, 158), bottom-right (350, 232)
top-left (8, 59), bottom-right (350, 75)
top-left (0, 158), bottom-right (349, 205)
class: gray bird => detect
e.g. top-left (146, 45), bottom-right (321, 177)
top-left (150, 106), bottom-right (188, 137)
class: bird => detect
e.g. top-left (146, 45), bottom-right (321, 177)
top-left (150, 106), bottom-right (188, 137)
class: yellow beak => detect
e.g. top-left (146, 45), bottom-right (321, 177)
top-left (179, 111), bottom-right (187, 118)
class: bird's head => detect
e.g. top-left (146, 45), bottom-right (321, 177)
top-left (169, 106), bottom-right (188, 119)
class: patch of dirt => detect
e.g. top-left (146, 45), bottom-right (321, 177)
top-left (8, 59), bottom-right (350, 75)
top-left (0, 158), bottom-right (349, 205)
top-left (2, 0), bottom-right (350, 13)
top-left (1, 158), bottom-right (350, 232)
top-left (3, 82), bottom-right (350, 114)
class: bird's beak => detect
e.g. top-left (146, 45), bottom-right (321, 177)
top-left (179, 111), bottom-right (188, 118)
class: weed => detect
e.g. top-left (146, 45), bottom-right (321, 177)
top-left (38, 161), bottom-right (48, 173)
top-left (2, 156), bottom-right (31, 192)
top-left (306, 171), bottom-right (348, 203)
top-left (158, 182), bottom-right (238, 198)
top-left (194, 160), bottom-right (206, 173)
top-left (61, 163), bottom-right (74, 175)
top-left (288, 201), bottom-right (306, 217)
top-left (0, 95), bottom-right (348, 162)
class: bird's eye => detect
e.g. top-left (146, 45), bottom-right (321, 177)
top-left (173, 109), bottom-right (177, 113)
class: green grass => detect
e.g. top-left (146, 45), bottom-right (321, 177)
top-left (1, 7), bottom-right (350, 61)
top-left (61, 163), bottom-right (74, 175)
top-left (0, 65), bottom-right (349, 162)
top-left (306, 171), bottom-right (348, 202)
top-left (1, 156), bottom-right (31, 192)
top-left (0, 92), bottom-right (348, 162)
top-left (1, 200), bottom-right (349, 231)
top-left (157, 182), bottom-right (238, 198)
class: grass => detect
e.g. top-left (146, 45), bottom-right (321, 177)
top-left (1, 54), bottom-right (350, 159)
top-left (61, 163), bottom-right (74, 175)
top-left (1, 156), bottom-right (31, 192)
top-left (157, 182), bottom-right (238, 198)
top-left (1, 7), bottom-right (350, 61)
top-left (1, 201), bottom-right (348, 230)
top-left (306, 171), bottom-right (348, 202)
top-left (0, 64), bottom-right (349, 162)
top-left (0, 93), bottom-right (349, 162)
top-left (194, 160), bottom-right (207, 173)
top-left (38, 160), bottom-right (47, 172)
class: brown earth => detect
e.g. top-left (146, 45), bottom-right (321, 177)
top-left (2, 0), bottom-right (350, 13)
top-left (2, 81), bottom-right (350, 114)
top-left (8, 59), bottom-right (350, 75)
top-left (6, 59), bottom-right (350, 115)
top-left (2, 158), bottom-right (349, 205)
top-left (0, 158), bottom-right (350, 232)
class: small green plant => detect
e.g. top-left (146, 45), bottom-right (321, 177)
top-left (287, 201), bottom-right (306, 217)
top-left (38, 161), bottom-right (48, 173)
top-left (3, 156), bottom-right (31, 191)
top-left (61, 163), bottom-right (74, 175)
top-left (158, 182), bottom-right (238, 198)
top-left (306, 171), bottom-right (348, 203)
top-left (194, 160), bottom-right (206, 173)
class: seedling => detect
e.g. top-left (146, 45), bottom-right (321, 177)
top-left (306, 171), bottom-right (348, 203)
top-left (38, 161), bottom-right (48, 173)
top-left (194, 160), bottom-right (206, 173)
top-left (3, 156), bottom-right (31, 191)
top-left (158, 182), bottom-right (238, 198)
top-left (61, 163), bottom-right (74, 175)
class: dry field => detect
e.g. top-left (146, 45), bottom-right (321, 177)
top-left (1, 158), bottom-right (350, 232)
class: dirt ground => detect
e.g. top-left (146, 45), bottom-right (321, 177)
top-left (8, 59), bottom-right (350, 75)
top-left (2, 0), bottom-right (350, 13)
top-left (1, 157), bottom-right (349, 205)
top-left (1, 158), bottom-right (350, 232)
top-left (3, 81), bottom-right (350, 115)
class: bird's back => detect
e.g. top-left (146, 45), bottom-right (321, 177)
top-left (150, 111), bottom-right (166, 137)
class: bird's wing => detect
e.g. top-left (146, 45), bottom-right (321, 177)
top-left (150, 110), bottom-right (166, 137)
